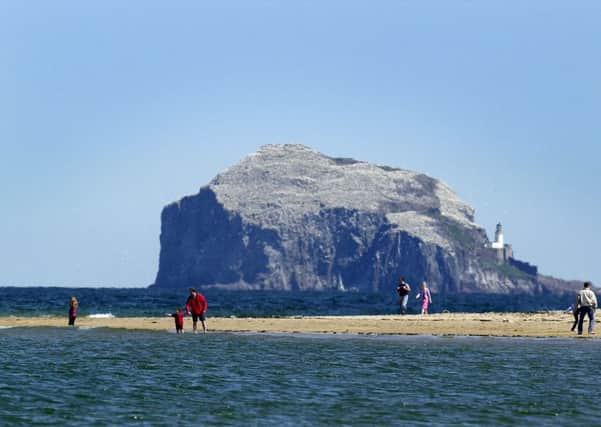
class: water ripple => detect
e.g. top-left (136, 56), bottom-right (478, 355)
top-left (1, 329), bottom-right (600, 425)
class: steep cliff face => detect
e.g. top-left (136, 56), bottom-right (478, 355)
top-left (153, 144), bottom-right (572, 295)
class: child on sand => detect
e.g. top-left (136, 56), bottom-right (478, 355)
top-left (566, 303), bottom-right (579, 332)
top-left (167, 307), bottom-right (186, 334)
top-left (68, 296), bottom-right (78, 326)
top-left (416, 281), bottom-right (432, 315)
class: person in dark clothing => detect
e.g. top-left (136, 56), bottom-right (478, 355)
top-left (566, 303), bottom-right (579, 332)
top-left (396, 277), bottom-right (411, 315)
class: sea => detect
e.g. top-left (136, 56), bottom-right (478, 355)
top-left (1, 287), bottom-right (597, 426)
top-left (0, 286), bottom-right (574, 317)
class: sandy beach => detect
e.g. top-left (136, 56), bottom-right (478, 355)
top-left (0, 311), bottom-right (596, 338)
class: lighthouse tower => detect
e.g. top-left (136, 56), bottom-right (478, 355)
top-left (486, 222), bottom-right (534, 272)
top-left (491, 222), bottom-right (504, 249)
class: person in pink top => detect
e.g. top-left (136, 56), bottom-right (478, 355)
top-left (68, 296), bottom-right (78, 326)
top-left (416, 281), bottom-right (432, 315)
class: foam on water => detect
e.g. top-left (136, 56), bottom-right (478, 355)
top-left (87, 313), bottom-right (115, 319)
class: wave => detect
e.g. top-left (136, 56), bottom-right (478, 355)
top-left (87, 313), bottom-right (115, 319)
top-left (0, 325), bottom-right (15, 329)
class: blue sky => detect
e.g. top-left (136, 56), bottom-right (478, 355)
top-left (1, 1), bottom-right (600, 287)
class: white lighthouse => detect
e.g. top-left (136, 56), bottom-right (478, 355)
top-left (491, 222), bottom-right (504, 249)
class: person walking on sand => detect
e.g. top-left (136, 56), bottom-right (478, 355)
top-left (68, 296), bottom-right (78, 326)
top-left (566, 302), bottom-right (579, 332)
top-left (396, 277), bottom-right (411, 315)
top-left (416, 281), bottom-right (432, 316)
top-left (576, 281), bottom-right (597, 335)
top-left (185, 288), bottom-right (208, 333)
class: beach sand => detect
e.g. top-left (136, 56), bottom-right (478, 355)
top-left (0, 312), bottom-right (596, 337)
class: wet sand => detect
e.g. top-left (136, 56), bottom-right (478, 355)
top-left (0, 312), bottom-right (596, 337)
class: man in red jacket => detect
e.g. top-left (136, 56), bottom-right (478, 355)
top-left (185, 288), bottom-right (208, 333)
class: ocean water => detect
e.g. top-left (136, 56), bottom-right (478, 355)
top-left (0, 287), bottom-right (588, 425)
top-left (0, 287), bottom-right (573, 317)
top-left (1, 327), bottom-right (599, 426)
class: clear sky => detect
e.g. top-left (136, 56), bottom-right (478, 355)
top-left (2, 1), bottom-right (600, 287)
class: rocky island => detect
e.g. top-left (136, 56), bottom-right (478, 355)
top-left (152, 144), bottom-right (578, 303)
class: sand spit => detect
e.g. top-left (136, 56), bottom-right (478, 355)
top-left (0, 312), bottom-right (597, 338)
